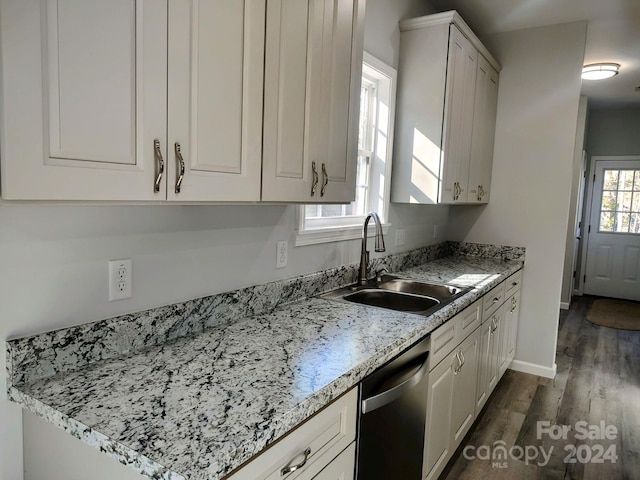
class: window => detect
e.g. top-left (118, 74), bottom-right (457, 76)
top-left (598, 169), bottom-right (640, 234)
top-left (296, 53), bottom-right (397, 246)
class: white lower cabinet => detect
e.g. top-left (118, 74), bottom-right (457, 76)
top-left (423, 347), bottom-right (455, 480)
top-left (424, 269), bottom-right (523, 480)
top-left (311, 443), bottom-right (355, 480)
top-left (423, 305), bottom-right (481, 480)
top-left (227, 388), bottom-right (357, 480)
top-left (450, 329), bottom-right (480, 447)
top-left (504, 289), bottom-right (522, 370)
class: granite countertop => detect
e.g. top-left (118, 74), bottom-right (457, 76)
top-left (8, 253), bottom-right (523, 480)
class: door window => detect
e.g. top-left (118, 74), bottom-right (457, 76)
top-left (598, 169), bottom-right (640, 234)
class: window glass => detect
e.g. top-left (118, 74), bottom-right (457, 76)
top-left (598, 169), bottom-right (640, 234)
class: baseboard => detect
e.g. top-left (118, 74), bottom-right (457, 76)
top-left (509, 360), bottom-right (557, 379)
top-left (560, 302), bottom-right (570, 310)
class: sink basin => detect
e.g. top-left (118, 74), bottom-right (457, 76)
top-left (343, 289), bottom-right (439, 313)
top-left (320, 274), bottom-right (472, 316)
top-left (377, 276), bottom-right (464, 299)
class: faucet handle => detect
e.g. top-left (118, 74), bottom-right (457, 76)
top-left (375, 268), bottom-right (388, 283)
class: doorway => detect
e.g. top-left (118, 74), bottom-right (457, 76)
top-left (583, 157), bottom-right (640, 300)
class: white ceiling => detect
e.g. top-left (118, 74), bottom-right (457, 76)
top-left (431, 0), bottom-right (640, 109)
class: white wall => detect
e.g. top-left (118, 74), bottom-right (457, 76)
top-left (586, 107), bottom-right (640, 156)
top-left (560, 96), bottom-right (588, 306)
top-left (448, 22), bottom-right (587, 377)
top-left (1, 1), bottom-right (440, 479)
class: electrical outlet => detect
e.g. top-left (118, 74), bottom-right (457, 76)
top-left (433, 224), bottom-right (439, 239)
top-left (395, 228), bottom-right (406, 246)
top-left (109, 259), bottom-right (132, 301)
top-left (276, 241), bottom-right (288, 269)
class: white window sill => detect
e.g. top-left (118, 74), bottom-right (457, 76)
top-left (295, 223), bottom-right (391, 247)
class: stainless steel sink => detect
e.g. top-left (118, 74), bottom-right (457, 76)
top-left (343, 289), bottom-right (439, 313)
top-left (377, 276), bottom-right (465, 299)
top-left (321, 274), bottom-right (472, 316)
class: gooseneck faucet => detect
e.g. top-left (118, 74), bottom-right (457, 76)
top-left (358, 212), bottom-right (386, 286)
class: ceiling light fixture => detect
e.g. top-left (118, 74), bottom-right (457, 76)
top-left (582, 63), bottom-right (620, 80)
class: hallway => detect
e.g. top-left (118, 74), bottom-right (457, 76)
top-left (442, 296), bottom-right (640, 479)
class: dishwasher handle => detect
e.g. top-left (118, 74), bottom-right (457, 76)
top-left (361, 352), bottom-right (430, 414)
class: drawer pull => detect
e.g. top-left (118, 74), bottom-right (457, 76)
top-left (153, 139), bottom-right (164, 193)
top-left (510, 297), bottom-right (518, 312)
top-left (492, 296), bottom-right (501, 304)
top-left (320, 163), bottom-right (328, 196)
top-left (311, 162), bottom-right (319, 196)
top-left (281, 448), bottom-right (311, 476)
top-left (174, 142), bottom-right (185, 194)
top-left (511, 281), bottom-right (519, 287)
top-left (453, 351), bottom-right (462, 375)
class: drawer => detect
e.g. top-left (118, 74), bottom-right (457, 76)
top-left (504, 270), bottom-right (523, 298)
top-left (227, 388), bottom-right (357, 480)
top-left (482, 282), bottom-right (505, 321)
top-left (430, 299), bottom-right (482, 369)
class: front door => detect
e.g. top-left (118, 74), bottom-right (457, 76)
top-left (584, 159), bottom-right (640, 300)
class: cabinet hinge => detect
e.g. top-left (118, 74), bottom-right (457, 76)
top-left (583, 275), bottom-right (587, 283)
top-left (593, 173), bottom-right (596, 182)
top-left (573, 270), bottom-right (576, 278)
top-left (588, 225), bottom-right (591, 233)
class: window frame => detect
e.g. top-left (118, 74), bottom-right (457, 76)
top-left (295, 52), bottom-right (397, 247)
top-left (597, 168), bottom-right (640, 234)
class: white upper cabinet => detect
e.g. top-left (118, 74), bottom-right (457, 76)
top-left (1, 0), bottom-right (363, 203)
top-left (167, 0), bottom-right (264, 202)
top-left (0, 0), bottom-right (265, 202)
top-left (440, 25), bottom-right (477, 204)
top-left (0, 0), bottom-right (167, 200)
top-left (468, 54), bottom-right (499, 204)
top-left (261, 0), bottom-right (365, 203)
top-left (391, 11), bottom-right (500, 205)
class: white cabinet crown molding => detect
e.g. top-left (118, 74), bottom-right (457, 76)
top-left (399, 10), bottom-right (501, 72)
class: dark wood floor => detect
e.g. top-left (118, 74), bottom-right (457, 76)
top-left (441, 296), bottom-right (640, 480)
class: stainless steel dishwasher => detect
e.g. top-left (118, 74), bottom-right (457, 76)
top-left (356, 335), bottom-right (430, 480)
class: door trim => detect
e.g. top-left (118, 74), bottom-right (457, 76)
top-left (579, 155), bottom-right (640, 296)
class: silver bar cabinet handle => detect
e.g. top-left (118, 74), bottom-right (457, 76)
top-left (311, 161), bottom-right (319, 196)
top-left (174, 142), bottom-right (185, 194)
top-left (281, 448), bottom-right (311, 476)
top-left (320, 163), bottom-right (328, 197)
top-left (453, 350), bottom-right (461, 375)
top-left (153, 139), bottom-right (164, 193)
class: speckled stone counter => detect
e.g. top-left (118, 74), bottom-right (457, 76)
top-left (6, 246), bottom-right (524, 480)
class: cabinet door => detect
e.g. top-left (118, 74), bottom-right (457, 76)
top-left (505, 290), bottom-right (521, 365)
top-left (310, 443), bottom-right (355, 480)
top-left (262, 0), bottom-right (323, 202)
top-left (475, 320), bottom-right (492, 413)
top-left (423, 351), bottom-right (455, 480)
top-left (262, 0), bottom-right (363, 203)
top-left (497, 302), bottom-right (510, 380)
top-left (468, 54), bottom-right (499, 204)
top-left (450, 327), bottom-right (480, 446)
top-left (316, 0), bottom-right (363, 203)
top-left (0, 0), bottom-right (167, 200)
top-left (487, 305), bottom-right (504, 393)
top-left (440, 25), bottom-right (477, 204)
top-left (167, 0), bottom-right (264, 201)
